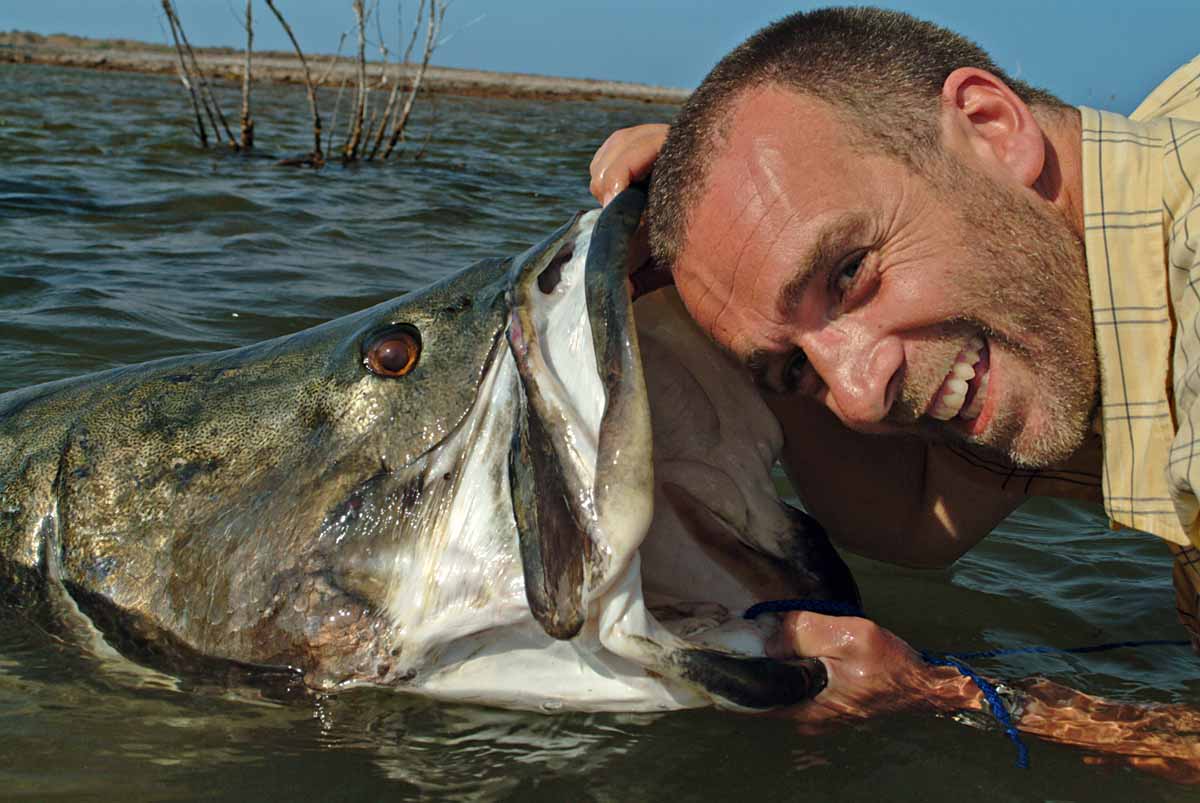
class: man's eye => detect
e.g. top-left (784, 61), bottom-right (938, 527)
top-left (784, 349), bottom-right (807, 390)
top-left (834, 254), bottom-right (864, 294)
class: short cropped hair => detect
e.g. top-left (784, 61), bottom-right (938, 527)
top-left (647, 7), bottom-right (1066, 267)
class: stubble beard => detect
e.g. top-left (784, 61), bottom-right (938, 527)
top-left (910, 154), bottom-right (1099, 468)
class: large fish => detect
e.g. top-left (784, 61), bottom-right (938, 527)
top-left (0, 188), bottom-right (858, 712)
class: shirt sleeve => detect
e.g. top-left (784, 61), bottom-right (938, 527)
top-left (1161, 116), bottom-right (1200, 641)
top-left (1171, 545), bottom-right (1200, 652)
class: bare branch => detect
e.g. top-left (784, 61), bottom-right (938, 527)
top-left (412, 88), bottom-right (438, 161)
top-left (315, 32), bottom-right (349, 85)
top-left (264, 0), bottom-right (325, 165)
top-left (161, 2), bottom-right (208, 147)
top-left (366, 1), bottom-right (409, 159)
top-left (363, 108), bottom-right (379, 145)
top-left (162, 0), bottom-right (239, 150)
top-left (343, 0), bottom-right (369, 161)
top-left (366, 16), bottom-right (400, 157)
top-left (240, 0), bottom-right (254, 150)
top-left (373, 0), bottom-right (390, 88)
top-left (366, 65), bottom-right (398, 160)
top-left (402, 0), bottom-right (426, 64)
top-left (437, 11), bottom-right (486, 49)
top-left (158, 0), bottom-right (450, 167)
top-left (326, 74), bottom-right (351, 162)
top-left (382, 0), bottom-right (443, 160)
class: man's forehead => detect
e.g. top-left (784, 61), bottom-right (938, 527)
top-left (692, 87), bottom-right (863, 240)
top-left (681, 92), bottom-right (866, 274)
top-left (720, 84), bottom-right (852, 168)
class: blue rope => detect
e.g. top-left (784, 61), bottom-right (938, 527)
top-left (743, 597), bottom-right (1191, 770)
top-left (919, 650), bottom-right (1030, 769)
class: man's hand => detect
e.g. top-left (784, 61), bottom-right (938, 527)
top-left (589, 124), bottom-right (669, 207)
top-left (767, 612), bottom-right (980, 725)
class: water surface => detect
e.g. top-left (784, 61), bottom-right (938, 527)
top-left (0, 64), bottom-right (1196, 801)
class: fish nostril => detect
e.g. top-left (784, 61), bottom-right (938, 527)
top-left (537, 243), bottom-right (574, 294)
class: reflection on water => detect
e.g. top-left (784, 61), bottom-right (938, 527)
top-left (0, 64), bottom-right (1196, 800)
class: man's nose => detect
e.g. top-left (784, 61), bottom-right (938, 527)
top-left (800, 322), bottom-right (904, 431)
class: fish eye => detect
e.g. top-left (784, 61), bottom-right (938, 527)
top-left (363, 325), bottom-right (422, 378)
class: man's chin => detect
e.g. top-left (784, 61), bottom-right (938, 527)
top-left (916, 409), bottom-right (1091, 469)
top-left (1004, 426), bottom-right (1093, 468)
top-left (988, 403), bottom-right (1094, 465)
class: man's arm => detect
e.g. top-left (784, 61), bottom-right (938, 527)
top-left (767, 395), bottom-right (1026, 567)
top-left (771, 611), bottom-right (1200, 784)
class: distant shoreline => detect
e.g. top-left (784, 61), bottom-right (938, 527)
top-left (0, 31), bottom-right (690, 105)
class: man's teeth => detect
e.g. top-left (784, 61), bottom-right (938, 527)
top-left (929, 337), bottom-right (986, 422)
top-left (960, 372), bottom-right (989, 420)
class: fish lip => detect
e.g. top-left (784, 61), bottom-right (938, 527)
top-left (505, 195), bottom-right (656, 642)
top-left (666, 648), bottom-right (828, 710)
top-left (593, 188), bottom-right (840, 709)
top-left (596, 553), bottom-right (832, 710)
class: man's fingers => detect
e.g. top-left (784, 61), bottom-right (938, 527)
top-left (597, 167), bottom-right (635, 208)
top-left (766, 611), bottom-right (861, 660)
top-left (767, 613), bottom-right (978, 721)
top-left (588, 124), bottom-right (669, 206)
top-left (588, 130), bottom-right (627, 203)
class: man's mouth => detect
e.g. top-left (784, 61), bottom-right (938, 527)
top-left (926, 336), bottom-right (991, 424)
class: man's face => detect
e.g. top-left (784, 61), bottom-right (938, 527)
top-left (674, 85), bottom-right (1097, 467)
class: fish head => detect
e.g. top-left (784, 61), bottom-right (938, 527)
top-left (310, 190), bottom-right (860, 709)
top-left (205, 215), bottom-right (616, 692)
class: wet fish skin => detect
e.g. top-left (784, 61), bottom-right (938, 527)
top-left (0, 256), bottom-right (515, 687)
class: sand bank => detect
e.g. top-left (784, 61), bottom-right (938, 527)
top-left (0, 31), bottom-right (689, 105)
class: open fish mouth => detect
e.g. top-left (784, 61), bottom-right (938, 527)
top-left (495, 187), bottom-right (860, 711)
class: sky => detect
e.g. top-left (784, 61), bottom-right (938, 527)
top-left (6, 1), bottom-right (1200, 113)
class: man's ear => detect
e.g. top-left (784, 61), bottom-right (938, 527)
top-left (940, 67), bottom-right (1045, 187)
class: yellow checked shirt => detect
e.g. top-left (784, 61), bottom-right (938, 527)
top-left (1078, 55), bottom-right (1200, 643)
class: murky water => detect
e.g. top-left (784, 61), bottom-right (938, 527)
top-left (1, 64), bottom-right (1196, 800)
